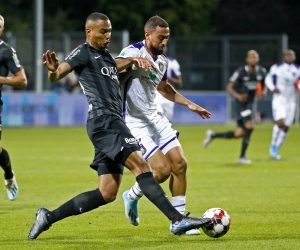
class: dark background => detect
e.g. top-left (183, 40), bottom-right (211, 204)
top-left (1, 0), bottom-right (299, 60)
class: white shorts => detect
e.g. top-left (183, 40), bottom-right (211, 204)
top-left (272, 98), bottom-right (296, 126)
top-left (126, 111), bottom-right (181, 160)
top-left (155, 92), bottom-right (175, 122)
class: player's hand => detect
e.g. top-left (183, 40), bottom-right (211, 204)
top-left (132, 57), bottom-right (157, 71)
top-left (43, 50), bottom-right (59, 72)
top-left (237, 93), bottom-right (248, 102)
top-left (188, 103), bottom-right (211, 119)
top-left (273, 88), bottom-right (280, 93)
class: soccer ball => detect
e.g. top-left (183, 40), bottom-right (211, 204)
top-left (201, 208), bottom-right (231, 238)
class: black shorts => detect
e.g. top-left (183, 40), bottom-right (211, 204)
top-left (87, 114), bottom-right (140, 176)
top-left (235, 102), bottom-right (253, 128)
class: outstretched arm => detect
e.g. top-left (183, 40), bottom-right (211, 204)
top-left (157, 81), bottom-right (211, 119)
top-left (115, 57), bottom-right (157, 72)
top-left (43, 50), bottom-right (72, 83)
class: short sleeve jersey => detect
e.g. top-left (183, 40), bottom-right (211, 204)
top-left (116, 40), bottom-right (168, 122)
top-left (229, 65), bottom-right (267, 105)
top-left (0, 40), bottom-right (23, 105)
top-left (64, 42), bottom-right (122, 119)
top-left (265, 63), bottom-right (300, 103)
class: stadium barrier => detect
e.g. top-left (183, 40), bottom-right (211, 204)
top-left (2, 92), bottom-right (228, 126)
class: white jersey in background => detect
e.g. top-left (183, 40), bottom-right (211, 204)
top-left (265, 62), bottom-right (300, 125)
top-left (155, 56), bottom-right (181, 121)
top-left (265, 62), bottom-right (300, 103)
top-left (116, 40), bottom-right (168, 123)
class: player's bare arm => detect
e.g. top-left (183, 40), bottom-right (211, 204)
top-left (227, 82), bottom-right (247, 102)
top-left (43, 50), bottom-right (72, 82)
top-left (118, 67), bottom-right (133, 85)
top-left (0, 68), bottom-right (27, 87)
top-left (115, 57), bottom-right (157, 72)
top-left (157, 81), bottom-right (211, 119)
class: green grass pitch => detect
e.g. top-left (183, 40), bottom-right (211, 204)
top-left (0, 123), bottom-right (299, 250)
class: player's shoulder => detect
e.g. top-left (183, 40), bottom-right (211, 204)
top-left (257, 65), bottom-right (267, 73)
top-left (65, 43), bottom-right (88, 61)
top-left (234, 66), bottom-right (245, 74)
top-left (293, 63), bottom-right (300, 69)
top-left (0, 40), bottom-right (14, 53)
top-left (125, 41), bottom-right (145, 51)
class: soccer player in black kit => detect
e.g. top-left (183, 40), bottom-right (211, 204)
top-left (0, 15), bottom-right (27, 200)
top-left (203, 50), bottom-right (267, 164)
top-left (27, 12), bottom-right (210, 240)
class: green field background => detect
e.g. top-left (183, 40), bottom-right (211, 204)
top-left (0, 123), bottom-right (299, 250)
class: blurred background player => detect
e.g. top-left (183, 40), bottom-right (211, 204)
top-left (265, 49), bottom-right (300, 159)
top-left (0, 15), bottom-right (27, 200)
top-left (154, 49), bottom-right (182, 122)
top-left (203, 50), bottom-right (267, 164)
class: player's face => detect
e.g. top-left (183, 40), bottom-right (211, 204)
top-left (86, 19), bottom-right (112, 50)
top-left (246, 53), bottom-right (259, 67)
top-left (283, 52), bottom-right (296, 64)
top-left (0, 19), bottom-right (4, 37)
top-left (146, 27), bottom-right (170, 56)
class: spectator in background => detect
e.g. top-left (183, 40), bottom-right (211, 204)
top-left (67, 73), bottom-right (82, 93)
top-left (50, 77), bottom-right (70, 93)
top-left (203, 50), bottom-right (267, 164)
top-left (265, 49), bottom-right (300, 159)
top-left (154, 48), bottom-right (182, 122)
top-left (0, 14), bottom-right (27, 200)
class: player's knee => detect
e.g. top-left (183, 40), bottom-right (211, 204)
top-left (171, 157), bottom-right (187, 175)
top-left (100, 191), bottom-right (117, 203)
top-left (153, 165), bottom-right (171, 183)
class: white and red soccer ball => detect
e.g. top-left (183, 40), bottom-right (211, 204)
top-left (202, 208), bottom-right (231, 238)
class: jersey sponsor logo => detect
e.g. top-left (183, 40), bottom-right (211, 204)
top-left (244, 81), bottom-right (259, 90)
top-left (159, 62), bottom-right (164, 72)
top-left (257, 75), bottom-right (263, 81)
top-left (240, 109), bottom-right (252, 117)
top-left (65, 48), bottom-right (80, 60)
top-left (101, 66), bottom-right (118, 80)
top-left (124, 137), bottom-right (139, 145)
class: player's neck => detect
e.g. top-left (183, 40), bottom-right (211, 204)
top-left (248, 65), bottom-right (256, 73)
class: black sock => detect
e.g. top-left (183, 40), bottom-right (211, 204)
top-left (240, 128), bottom-right (253, 157)
top-left (47, 188), bottom-right (106, 225)
top-left (0, 148), bottom-right (13, 180)
top-left (136, 172), bottom-right (183, 223)
top-left (212, 131), bottom-right (235, 139)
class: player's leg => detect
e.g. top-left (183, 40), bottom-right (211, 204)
top-left (0, 114), bottom-right (18, 201)
top-left (273, 102), bottom-right (295, 158)
top-left (165, 146), bottom-right (200, 235)
top-left (28, 156), bottom-right (123, 240)
top-left (237, 117), bottom-right (253, 164)
top-left (203, 123), bottom-right (243, 149)
top-left (270, 100), bottom-right (290, 159)
top-left (164, 146), bottom-right (187, 212)
top-left (124, 149), bottom-right (211, 235)
top-left (124, 136), bottom-right (172, 225)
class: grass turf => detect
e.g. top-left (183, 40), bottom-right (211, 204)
top-left (0, 123), bottom-right (299, 250)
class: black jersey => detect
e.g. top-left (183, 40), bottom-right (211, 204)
top-left (229, 65), bottom-right (267, 105)
top-left (65, 42), bottom-right (122, 119)
top-left (0, 40), bottom-right (23, 105)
